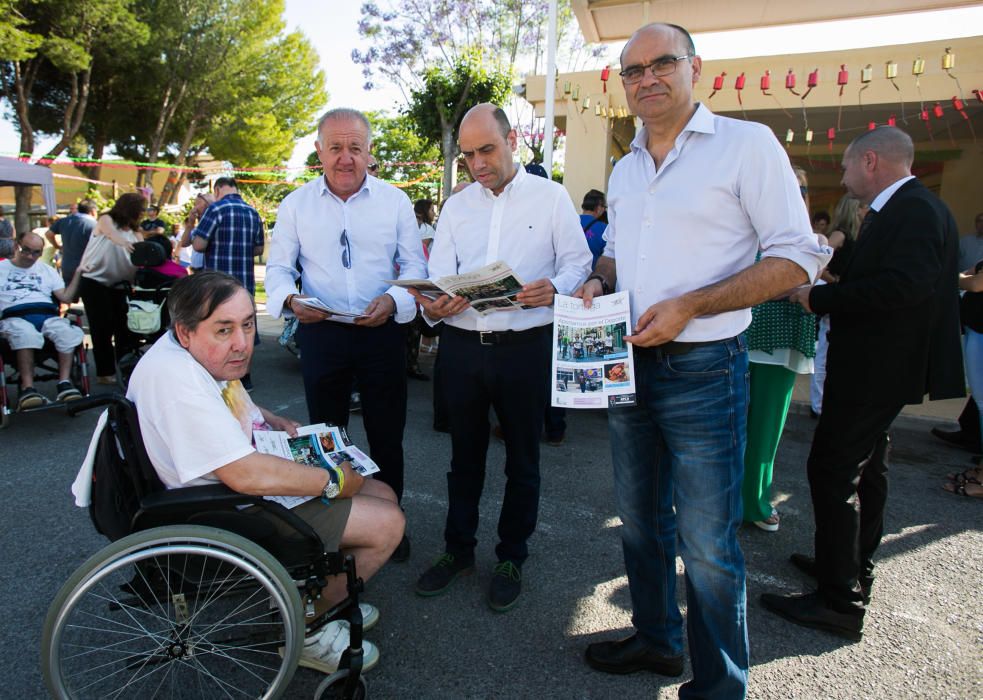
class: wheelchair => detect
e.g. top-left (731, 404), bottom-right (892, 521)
top-left (0, 308), bottom-right (90, 428)
top-left (42, 394), bottom-right (371, 699)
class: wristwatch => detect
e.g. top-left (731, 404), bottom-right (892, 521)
top-left (586, 274), bottom-right (610, 295)
top-left (321, 468), bottom-right (341, 500)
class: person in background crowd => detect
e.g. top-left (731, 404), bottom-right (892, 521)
top-left (35, 216), bottom-right (58, 267)
top-left (810, 195), bottom-right (864, 417)
top-left (412, 104), bottom-right (591, 612)
top-left (957, 211), bottom-right (983, 272)
top-left (266, 107), bottom-right (426, 564)
top-left (811, 210), bottom-right (830, 235)
top-left (140, 204), bottom-right (167, 236)
top-left (415, 199), bottom-right (436, 258)
top-left (405, 198), bottom-right (437, 381)
top-left (577, 24), bottom-right (829, 698)
top-left (179, 193), bottom-right (214, 272)
top-left (741, 166), bottom-right (823, 533)
top-left (48, 199), bottom-right (97, 290)
top-left (580, 189), bottom-right (608, 269)
top-left (947, 260), bottom-right (983, 499)
top-left (764, 126), bottom-right (963, 641)
top-left (0, 205), bottom-right (14, 257)
top-left (78, 192), bottom-right (145, 384)
top-left (0, 231), bottom-right (86, 408)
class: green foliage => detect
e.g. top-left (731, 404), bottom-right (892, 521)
top-left (407, 51), bottom-right (513, 146)
top-left (366, 111), bottom-right (441, 202)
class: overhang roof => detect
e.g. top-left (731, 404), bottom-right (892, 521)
top-left (572, 0), bottom-right (982, 42)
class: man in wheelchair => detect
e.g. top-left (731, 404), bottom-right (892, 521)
top-left (0, 231), bottom-right (85, 409)
top-left (125, 270), bottom-right (405, 676)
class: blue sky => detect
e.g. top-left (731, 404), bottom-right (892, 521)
top-left (1, 2), bottom-right (980, 166)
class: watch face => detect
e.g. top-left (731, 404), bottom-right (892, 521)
top-left (323, 481), bottom-right (340, 500)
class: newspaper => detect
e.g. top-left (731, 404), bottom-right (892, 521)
top-left (551, 291), bottom-right (636, 409)
top-left (386, 260), bottom-right (529, 315)
top-left (253, 423), bottom-right (379, 509)
top-left (295, 296), bottom-right (365, 319)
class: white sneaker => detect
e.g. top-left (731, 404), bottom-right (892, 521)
top-left (299, 620), bottom-right (380, 675)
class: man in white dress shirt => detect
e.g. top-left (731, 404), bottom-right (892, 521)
top-left (265, 108), bottom-right (427, 561)
top-left (410, 104), bottom-right (591, 612)
top-left (576, 24), bottom-right (829, 698)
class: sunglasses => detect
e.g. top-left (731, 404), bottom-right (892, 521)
top-left (19, 245), bottom-right (43, 257)
top-left (367, 163), bottom-right (379, 172)
top-left (340, 229), bottom-right (351, 269)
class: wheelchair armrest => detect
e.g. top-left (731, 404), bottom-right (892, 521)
top-left (66, 393), bottom-right (129, 416)
top-left (139, 483), bottom-right (260, 510)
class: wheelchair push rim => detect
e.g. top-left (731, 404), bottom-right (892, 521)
top-left (42, 525), bottom-right (305, 699)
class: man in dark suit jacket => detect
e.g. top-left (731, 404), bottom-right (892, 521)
top-left (761, 126), bottom-right (963, 641)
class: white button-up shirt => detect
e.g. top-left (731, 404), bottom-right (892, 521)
top-left (603, 103), bottom-right (830, 341)
top-left (266, 174), bottom-right (427, 323)
top-left (428, 165), bottom-right (592, 332)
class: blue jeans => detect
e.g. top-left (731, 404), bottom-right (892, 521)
top-left (964, 329), bottom-right (983, 439)
top-left (608, 336), bottom-right (749, 700)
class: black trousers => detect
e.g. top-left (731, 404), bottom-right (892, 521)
top-left (79, 276), bottom-right (133, 377)
top-left (806, 381), bottom-right (903, 613)
top-left (957, 397), bottom-right (981, 447)
top-left (440, 325), bottom-right (552, 565)
top-left (296, 320), bottom-right (407, 502)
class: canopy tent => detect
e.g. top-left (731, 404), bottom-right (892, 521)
top-left (0, 157), bottom-right (57, 216)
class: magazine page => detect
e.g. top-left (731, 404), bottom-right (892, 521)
top-left (551, 292), bottom-right (636, 409)
top-left (387, 261), bottom-right (528, 315)
top-left (254, 423), bottom-right (380, 509)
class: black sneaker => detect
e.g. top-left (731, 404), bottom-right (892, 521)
top-left (487, 560), bottom-right (522, 612)
top-left (17, 387), bottom-right (45, 410)
top-left (55, 381), bottom-right (82, 402)
top-left (415, 553), bottom-right (474, 596)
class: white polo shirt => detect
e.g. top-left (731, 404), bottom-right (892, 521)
top-left (603, 103), bottom-right (830, 341)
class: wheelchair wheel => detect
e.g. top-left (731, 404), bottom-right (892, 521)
top-left (314, 669), bottom-right (368, 700)
top-left (42, 525), bottom-right (305, 699)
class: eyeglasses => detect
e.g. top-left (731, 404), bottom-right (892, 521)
top-left (619, 54), bottom-right (693, 85)
top-left (799, 185), bottom-right (809, 196)
top-left (340, 229), bottom-right (351, 269)
top-left (367, 163), bottom-right (379, 173)
top-left (18, 244), bottom-right (43, 257)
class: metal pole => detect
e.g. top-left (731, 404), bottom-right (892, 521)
top-left (543, 0), bottom-right (558, 174)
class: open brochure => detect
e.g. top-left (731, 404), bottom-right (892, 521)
top-left (386, 260), bottom-right (529, 315)
top-left (253, 423), bottom-right (379, 509)
top-left (551, 292), bottom-right (637, 409)
top-left (295, 296), bottom-right (365, 319)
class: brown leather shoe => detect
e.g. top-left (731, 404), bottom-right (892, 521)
top-left (585, 634), bottom-right (684, 676)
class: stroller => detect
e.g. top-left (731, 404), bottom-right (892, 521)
top-left (114, 236), bottom-right (183, 387)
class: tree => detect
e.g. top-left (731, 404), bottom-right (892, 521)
top-left (0, 0), bottom-right (147, 230)
top-left (366, 111), bottom-right (441, 203)
top-left (353, 0), bottom-right (605, 187)
top-left (406, 52), bottom-right (512, 197)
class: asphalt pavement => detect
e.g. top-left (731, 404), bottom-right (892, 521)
top-left (2, 329), bottom-right (980, 699)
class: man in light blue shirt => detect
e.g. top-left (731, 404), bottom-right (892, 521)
top-left (266, 108), bottom-right (426, 562)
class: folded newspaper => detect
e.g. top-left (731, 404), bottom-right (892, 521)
top-left (386, 260), bottom-right (530, 315)
top-left (295, 296), bottom-right (365, 318)
top-left (254, 423), bottom-right (379, 509)
top-left (551, 291), bottom-right (637, 409)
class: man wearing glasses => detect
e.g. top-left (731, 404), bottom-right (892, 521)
top-left (0, 232), bottom-right (86, 409)
top-left (576, 24), bottom-right (829, 698)
top-left (266, 108), bottom-right (426, 562)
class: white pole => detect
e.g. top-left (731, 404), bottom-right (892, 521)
top-left (543, 0), bottom-right (558, 174)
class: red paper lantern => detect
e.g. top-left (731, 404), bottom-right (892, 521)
top-left (888, 115), bottom-right (897, 127)
top-left (868, 121), bottom-right (876, 131)
top-left (760, 70), bottom-right (771, 91)
top-left (932, 102), bottom-right (944, 119)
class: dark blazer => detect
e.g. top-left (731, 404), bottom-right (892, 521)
top-left (810, 178), bottom-right (963, 405)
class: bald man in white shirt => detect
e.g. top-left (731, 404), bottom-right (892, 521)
top-left (410, 104), bottom-right (591, 612)
top-left (265, 108), bottom-right (427, 562)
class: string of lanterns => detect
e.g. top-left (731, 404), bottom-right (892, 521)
top-left (557, 45), bottom-right (978, 149)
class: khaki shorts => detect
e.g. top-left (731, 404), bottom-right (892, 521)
top-left (0, 316), bottom-right (84, 353)
top-left (259, 496), bottom-right (353, 553)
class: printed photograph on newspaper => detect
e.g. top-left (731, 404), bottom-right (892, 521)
top-left (253, 423), bottom-right (380, 509)
top-left (552, 291), bottom-right (636, 409)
